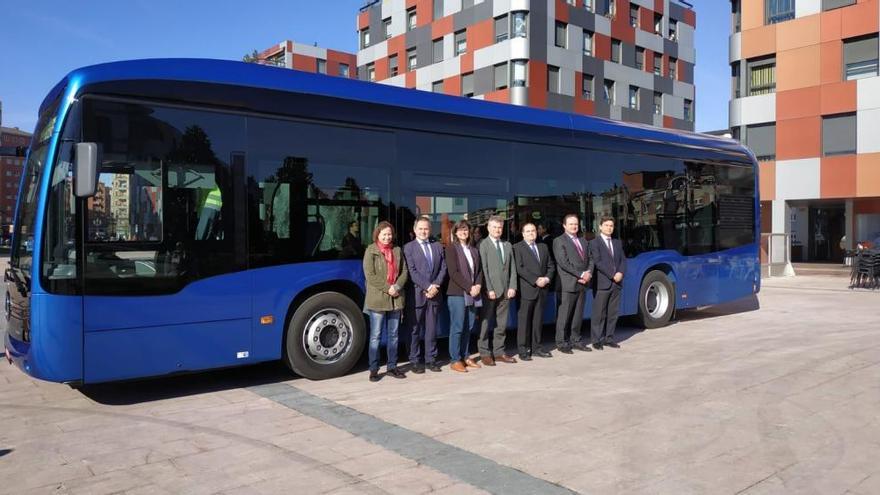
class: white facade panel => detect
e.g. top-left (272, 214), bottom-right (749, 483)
top-left (635, 29), bottom-right (665, 52)
top-left (776, 159), bottom-right (821, 200)
top-left (672, 80), bottom-right (695, 100)
top-left (444, 0), bottom-right (463, 17)
top-left (442, 56), bottom-right (462, 79)
top-left (603, 61), bottom-right (654, 90)
top-left (510, 36), bottom-right (529, 59)
top-left (384, 74), bottom-right (407, 88)
top-left (292, 42), bottom-right (328, 60)
top-left (729, 99), bottom-right (742, 128)
top-left (677, 24), bottom-right (695, 63)
top-left (494, 0), bottom-right (512, 16)
top-left (796, 0), bottom-right (821, 18)
top-left (594, 13), bottom-right (611, 37)
top-left (509, 0), bottom-right (529, 12)
top-left (857, 107), bottom-right (880, 154)
top-left (677, 45), bottom-right (696, 65)
top-left (391, 10), bottom-right (407, 38)
top-left (734, 93), bottom-right (776, 126)
top-left (547, 45), bottom-right (582, 72)
top-left (631, 0), bottom-right (654, 9)
top-left (730, 32), bottom-right (742, 64)
top-left (560, 67), bottom-right (575, 97)
top-left (857, 76), bottom-right (880, 110)
top-left (665, 94), bottom-right (684, 119)
top-left (443, 33), bottom-right (454, 62)
top-left (417, 63), bottom-right (445, 88)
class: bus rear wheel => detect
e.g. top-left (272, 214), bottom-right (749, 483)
top-left (285, 292), bottom-right (365, 380)
top-left (637, 270), bottom-right (675, 329)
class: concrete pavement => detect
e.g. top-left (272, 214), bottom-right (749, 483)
top-left (1, 272), bottom-right (878, 494)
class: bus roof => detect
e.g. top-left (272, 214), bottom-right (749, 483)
top-left (49, 58), bottom-right (750, 159)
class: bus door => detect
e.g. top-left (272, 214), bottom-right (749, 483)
top-left (79, 99), bottom-right (251, 383)
top-left (685, 164), bottom-right (721, 307)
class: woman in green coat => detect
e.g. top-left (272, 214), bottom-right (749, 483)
top-left (363, 221), bottom-right (408, 382)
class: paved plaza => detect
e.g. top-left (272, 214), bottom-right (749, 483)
top-left (1, 273), bottom-right (878, 494)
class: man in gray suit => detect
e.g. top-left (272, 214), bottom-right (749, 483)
top-left (553, 214), bottom-right (594, 353)
top-left (478, 215), bottom-right (518, 365)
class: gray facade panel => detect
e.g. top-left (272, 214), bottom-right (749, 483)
top-left (568, 9), bottom-right (595, 31)
top-left (529, 0), bottom-right (549, 62)
top-left (621, 43), bottom-right (637, 69)
top-left (473, 0), bottom-right (494, 23)
top-left (663, 39), bottom-right (678, 59)
top-left (474, 65), bottom-right (496, 95)
top-left (546, 93), bottom-right (574, 113)
top-left (621, 105), bottom-right (655, 126)
top-left (369, 5), bottom-right (384, 47)
top-left (681, 60), bottom-right (694, 84)
top-left (653, 75), bottom-right (673, 94)
top-left (406, 24), bottom-right (432, 49)
top-left (583, 56), bottom-right (605, 79)
top-left (416, 40), bottom-right (432, 70)
top-left (668, 3), bottom-right (686, 23)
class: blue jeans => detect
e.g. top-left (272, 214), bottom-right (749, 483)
top-left (368, 310), bottom-right (400, 372)
top-left (447, 296), bottom-right (476, 361)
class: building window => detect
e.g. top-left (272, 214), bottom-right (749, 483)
top-left (653, 92), bottom-right (662, 114)
top-left (585, 0), bottom-right (594, 12)
top-left (611, 39), bottom-right (621, 63)
top-left (636, 47), bottom-right (645, 70)
top-left (732, 63), bottom-right (741, 98)
top-left (823, 113), bottom-right (857, 156)
top-left (389, 55), bottom-right (399, 76)
top-left (494, 62), bottom-right (509, 90)
top-left (316, 59), bottom-right (327, 74)
top-left (433, 38), bottom-right (444, 63)
top-left (408, 49), bottom-right (417, 70)
top-left (512, 60), bottom-right (527, 87)
top-left (407, 7), bottom-right (417, 31)
top-left (823, 0), bottom-right (856, 11)
top-left (584, 31), bottom-right (594, 56)
top-left (339, 63), bottom-right (350, 77)
top-left (654, 13), bottom-right (663, 34)
top-left (630, 4), bottom-right (639, 27)
top-left (732, 0), bottom-right (741, 33)
top-left (766, 0), bottom-right (795, 24)
top-left (367, 63), bottom-right (376, 81)
top-left (433, 0), bottom-right (444, 20)
top-left (669, 57), bottom-right (677, 80)
top-left (604, 79), bottom-right (616, 105)
top-left (748, 57), bottom-right (776, 95)
top-left (361, 29), bottom-right (371, 48)
top-left (512, 12), bottom-right (528, 38)
top-left (548, 65), bottom-right (560, 93)
top-left (654, 53), bottom-right (662, 75)
top-left (462, 72), bottom-right (475, 97)
top-left (684, 99), bottom-right (693, 121)
top-left (583, 74), bottom-right (594, 100)
top-left (383, 18), bottom-right (392, 39)
top-left (668, 19), bottom-right (678, 40)
top-left (555, 22), bottom-right (567, 48)
top-left (454, 30), bottom-right (467, 55)
top-left (746, 123), bottom-right (776, 160)
top-left (432, 80), bottom-right (444, 93)
top-left (495, 15), bottom-right (509, 42)
top-left (844, 35), bottom-right (879, 80)
top-left (629, 86), bottom-right (640, 109)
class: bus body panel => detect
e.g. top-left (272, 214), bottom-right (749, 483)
top-left (82, 270), bottom-right (252, 383)
top-left (6, 294), bottom-right (83, 383)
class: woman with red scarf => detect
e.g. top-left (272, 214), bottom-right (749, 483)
top-left (363, 221), bottom-right (409, 382)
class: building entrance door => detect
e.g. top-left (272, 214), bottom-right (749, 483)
top-left (808, 205), bottom-right (845, 262)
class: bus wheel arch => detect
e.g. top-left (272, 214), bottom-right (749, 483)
top-left (637, 265), bottom-right (676, 329)
top-left (282, 282), bottom-right (366, 380)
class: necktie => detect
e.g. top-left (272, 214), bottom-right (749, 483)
top-left (606, 237), bottom-right (613, 258)
top-left (422, 241), bottom-right (433, 266)
top-left (572, 236), bottom-right (584, 259)
top-left (495, 240), bottom-right (504, 267)
top-left (531, 243), bottom-right (540, 262)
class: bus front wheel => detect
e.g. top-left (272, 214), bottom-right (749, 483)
top-left (285, 292), bottom-right (365, 380)
top-left (637, 270), bottom-right (675, 329)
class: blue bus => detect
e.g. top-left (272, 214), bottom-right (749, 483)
top-left (5, 59), bottom-right (759, 384)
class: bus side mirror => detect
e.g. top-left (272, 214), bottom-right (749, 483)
top-left (74, 142), bottom-right (99, 198)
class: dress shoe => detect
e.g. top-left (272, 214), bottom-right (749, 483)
top-left (465, 358), bottom-right (482, 369)
top-left (411, 364), bottom-right (426, 374)
top-left (605, 342), bottom-right (620, 349)
top-left (557, 346), bottom-right (573, 354)
top-left (573, 342), bottom-right (593, 352)
top-left (428, 363), bottom-right (442, 372)
top-left (450, 361), bottom-right (468, 373)
top-left (481, 356), bottom-right (496, 366)
top-left (495, 355), bottom-right (517, 364)
top-left (592, 343), bottom-right (604, 350)
top-left (369, 370), bottom-right (380, 382)
top-left (387, 368), bottom-right (406, 379)
top-left (534, 350), bottom-right (553, 358)
top-left (518, 352), bottom-right (532, 361)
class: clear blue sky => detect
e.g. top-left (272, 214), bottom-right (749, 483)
top-left (0, 1), bottom-right (730, 133)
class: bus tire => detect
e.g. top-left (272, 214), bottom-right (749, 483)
top-left (285, 292), bottom-right (365, 380)
top-left (637, 270), bottom-right (675, 329)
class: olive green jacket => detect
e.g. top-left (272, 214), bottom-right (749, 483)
top-left (363, 243), bottom-right (408, 312)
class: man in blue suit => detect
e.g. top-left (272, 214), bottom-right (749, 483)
top-left (590, 216), bottom-right (627, 350)
top-left (404, 216), bottom-right (447, 373)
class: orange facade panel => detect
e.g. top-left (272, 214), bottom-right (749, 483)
top-left (467, 18), bottom-right (495, 52)
top-left (820, 7), bottom-right (842, 42)
top-left (683, 8), bottom-right (696, 29)
top-left (741, 0), bottom-right (765, 31)
top-left (741, 24), bottom-right (776, 59)
top-left (555, 0), bottom-right (570, 23)
top-left (777, 87), bottom-right (821, 121)
top-left (292, 54), bottom-right (316, 72)
top-left (432, 15), bottom-right (454, 38)
top-left (776, 14), bottom-right (820, 52)
top-left (483, 88), bottom-right (511, 103)
top-left (820, 155), bottom-right (857, 198)
top-left (841, 0), bottom-right (879, 39)
top-left (529, 60), bottom-right (548, 108)
top-left (443, 75), bottom-right (462, 97)
top-left (820, 80), bottom-right (857, 115)
top-left (759, 161), bottom-right (776, 201)
top-left (358, 11), bottom-right (370, 31)
top-left (594, 33), bottom-right (611, 61)
top-left (777, 44), bottom-right (821, 91)
top-left (777, 116), bottom-right (821, 160)
top-left (856, 153), bottom-right (880, 197)
top-left (820, 40), bottom-right (843, 85)
top-left (653, 0), bottom-right (664, 14)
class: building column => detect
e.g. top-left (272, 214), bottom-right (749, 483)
top-left (770, 199), bottom-right (795, 276)
top-left (845, 199), bottom-right (854, 251)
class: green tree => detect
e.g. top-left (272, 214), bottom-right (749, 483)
top-left (242, 50), bottom-right (260, 63)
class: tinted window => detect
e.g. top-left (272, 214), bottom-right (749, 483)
top-left (247, 117), bottom-right (391, 267)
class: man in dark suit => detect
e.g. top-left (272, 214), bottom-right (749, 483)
top-left (590, 216), bottom-right (627, 350)
top-left (553, 213), bottom-right (594, 354)
top-left (514, 222), bottom-right (556, 360)
top-left (478, 215), bottom-right (518, 365)
top-left (404, 216), bottom-right (447, 373)
top-left (537, 223), bottom-right (552, 245)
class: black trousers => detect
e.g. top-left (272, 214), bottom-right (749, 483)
top-left (517, 291), bottom-right (547, 354)
top-left (591, 285), bottom-right (621, 344)
top-left (555, 289), bottom-right (585, 346)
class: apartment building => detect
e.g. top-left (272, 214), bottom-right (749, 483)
top-left (256, 40), bottom-right (358, 78)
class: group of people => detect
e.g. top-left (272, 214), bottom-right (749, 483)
top-left (362, 213), bottom-right (627, 382)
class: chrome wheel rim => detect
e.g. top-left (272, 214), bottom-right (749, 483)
top-left (302, 308), bottom-right (353, 364)
top-left (645, 281), bottom-right (670, 319)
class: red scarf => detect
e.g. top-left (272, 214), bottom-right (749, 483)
top-left (377, 242), bottom-right (397, 285)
